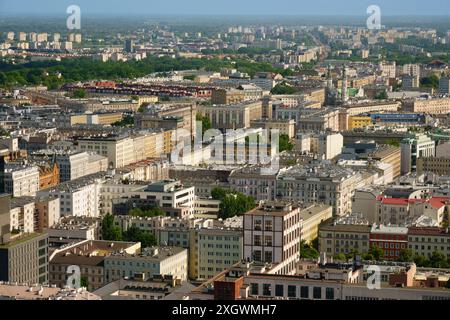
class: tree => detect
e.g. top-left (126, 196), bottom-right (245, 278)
top-left (211, 187), bottom-right (229, 200)
top-left (346, 248), bottom-right (360, 261)
top-left (375, 91), bottom-right (388, 100)
top-left (368, 245), bottom-right (384, 261)
top-left (80, 276), bottom-right (89, 289)
top-left (333, 253), bottom-right (347, 262)
top-left (420, 74), bottom-right (440, 89)
top-left (270, 82), bottom-right (296, 95)
top-left (414, 255), bottom-right (429, 267)
top-left (398, 248), bottom-right (414, 262)
top-left (129, 207), bottom-right (164, 218)
top-left (183, 75), bottom-right (196, 81)
top-left (101, 214), bottom-right (122, 241)
top-left (122, 226), bottom-right (156, 248)
top-left (211, 187), bottom-right (256, 219)
top-left (446, 279), bottom-right (450, 289)
top-left (279, 134), bottom-right (294, 152)
top-left (72, 88), bottom-right (86, 98)
top-left (300, 240), bottom-right (319, 259)
top-left (112, 114), bottom-right (134, 127)
top-left (429, 251), bottom-right (448, 268)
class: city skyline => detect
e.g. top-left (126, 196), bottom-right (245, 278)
top-left (1, 0), bottom-right (450, 16)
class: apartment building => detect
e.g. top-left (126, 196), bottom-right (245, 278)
top-left (38, 173), bottom-right (104, 218)
top-left (300, 204), bottom-right (333, 244)
top-left (133, 180), bottom-right (196, 215)
top-left (0, 233), bottom-right (49, 285)
top-left (407, 227), bottom-right (450, 259)
top-left (199, 100), bottom-right (263, 130)
top-left (276, 163), bottom-right (361, 216)
top-left (209, 260), bottom-right (450, 300)
top-left (4, 164), bottom-right (40, 197)
top-left (375, 195), bottom-right (449, 226)
top-left (135, 103), bottom-right (196, 136)
top-left (190, 228), bottom-right (243, 280)
top-left (318, 223), bottom-right (371, 256)
top-left (104, 246), bottom-right (188, 283)
top-left (77, 133), bottom-right (172, 169)
top-left (417, 157), bottom-right (450, 176)
top-left (402, 98), bottom-right (450, 114)
top-left (244, 201), bottom-right (301, 275)
top-left (250, 119), bottom-right (296, 139)
top-left (359, 144), bottom-right (402, 179)
top-left (400, 134), bottom-right (435, 175)
top-left (417, 141), bottom-right (450, 175)
top-left (49, 240), bottom-right (140, 291)
top-left (9, 197), bottom-right (35, 233)
top-left (370, 225), bottom-right (408, 261)
top-left (55, 151), bottom-right (108, 182)
top-left (348, 116), bottom-right (372, 130)
top-left (229, 165), bottom-right (278, 201)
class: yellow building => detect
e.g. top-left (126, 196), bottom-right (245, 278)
top-left (300, 204), bottom-right (333, 244)
top-left (348, 116), bottom-right (372, 129)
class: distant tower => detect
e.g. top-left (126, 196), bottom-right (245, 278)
top-left (325, 65), bottom-right (338, 106)
top-left (326, 65), bottom-right (333, 90)
top-left (341, 66), bottom-right (348, 103)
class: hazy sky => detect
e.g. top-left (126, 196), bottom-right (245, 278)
top-left (0, 0), bottom-right (449, 16)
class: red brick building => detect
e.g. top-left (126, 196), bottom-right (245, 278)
top-left (370, 225), bottom-right (408, 260)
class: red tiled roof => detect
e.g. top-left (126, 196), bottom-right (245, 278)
top-left (377, 196), bottom-right (449, 208)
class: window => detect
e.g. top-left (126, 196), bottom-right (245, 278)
top-left (264, 251), bottom-right (273, 263)
top-left (253, 250), bottom-right (262, 262)
top-left (275, 285), bottom-right (284, 297)
top-left (313, 287), bottom-right (322, 299)
top-left (263, 284), bottom-right (271, 296)
top-left (300, 286), bottom-right (308, 299)
top-left (254, 235), bottom-right (262, 246)
top-left (265, 220), bottom-right (273, 231)
top-left (254, 220), bottom-right (262, 231)
top-left (264, 235), bottom-right (273, 246)
top-left (325, 288), bottom-right (334, 300)
top-left (250, 283), bottom-right (258, 295)
top-left (288, 285), bottom-right (297, 298)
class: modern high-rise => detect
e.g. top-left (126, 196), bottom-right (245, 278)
top-left (244, 201), bottom-right (301, 275)
top-left (124, 39), bottom-right (135, 53)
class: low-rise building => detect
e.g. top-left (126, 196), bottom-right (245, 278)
top-left (104, 246), bottom-right (188, 283)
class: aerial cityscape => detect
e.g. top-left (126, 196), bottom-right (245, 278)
top-left (0, 0), bottom-right (450, 306)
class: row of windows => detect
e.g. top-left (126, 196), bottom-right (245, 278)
top-left (250, 283), bottom-right (335, 300)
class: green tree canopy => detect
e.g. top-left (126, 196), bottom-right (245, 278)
top-left (128, 207), bottom-right (165, 218)
top-left (279, 134), bottom-right (294, 152)
top-left (101, 213), bottom-right (122, 241)
top-left (398, 249), bottom-right (414, 262)
top-left (211, 187), bottom-right (256, 219)
top-left (270, 82), bottom-right (296, 95)
top-left (300, 240), bottom-right (319, 259)
top-left (122, 226), bottom-right (156, 248)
